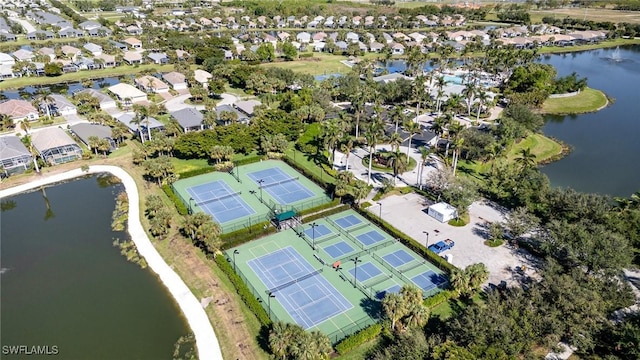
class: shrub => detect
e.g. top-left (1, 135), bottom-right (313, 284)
top-left (178, 166), bottom-right (216, 179)
top-left (234, 155), bottom-right (264, 166)
top-left (162, 184), bottom-right (189, 215)
top-left (423, 290), bottom-right (455, 308)
top-left (335, 323), bottom-right (382, 355)
top-left (360, 202), bottom-right (372, 209)
top-left (215, 254), bottom-right (271, 326)
top-left (296, 198), bottom-right (341, 217)
top-left (282, 155), bottom-right (332, 188)
top-left (484, 239), bottom-right (504, 247)
top-left (299, 53), bottom-right (314, 58)
top-left (302, 204), bottom-right (350, 223)
top-left (220, 222), bottom-right (277, 250)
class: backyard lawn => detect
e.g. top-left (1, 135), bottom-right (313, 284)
top-left (541, 87), bottom-right (608, 115)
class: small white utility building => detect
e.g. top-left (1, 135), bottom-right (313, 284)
top-left (427, 202), bottom-right (458, 223)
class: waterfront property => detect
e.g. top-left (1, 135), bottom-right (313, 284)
top-left (226, 209), bottom-right (448, 343)
top-left (70, 123), bottom-right (116, 152)
top-left (0, 135), bottom-right (32, 175)
top-left (31, 128), bottom-right (82, 165)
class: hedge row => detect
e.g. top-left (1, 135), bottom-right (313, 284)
top-left (423, 289), bottom-right (455, 308)
top-left (214, 254), bottom-right (271, 326)
top-left (177, 166), bottom-right (216, 179)
top-left (302, 204), bottom-right (351, 223)
top-left (353, 206), bottom-right (456, 274)
top-left (296, 198), bottom-right (341, 217)
top-left (220, 221), bottom-right (277, 250)
top-left (335, 323), bottom-right (382, 355)
top-left (162, 185), bottom-right (189, 215)
top-left (234, 155), bottom-right (264, 166)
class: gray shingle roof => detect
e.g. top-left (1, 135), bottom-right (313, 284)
top-left (171, 108), bottom-right (203, 129)
top-left (0, 136), bottom-right (30, 160)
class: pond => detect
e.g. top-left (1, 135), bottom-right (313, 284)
top-left (0, 76), bottom-right (121, 100)
top-left (0, 175), bottom-right (190, 359)
top-left (539, 45), bottom-right (640, 197)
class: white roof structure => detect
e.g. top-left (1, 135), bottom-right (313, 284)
top-left (108, 83), bottom-right (147, 102)
top-left (31, 128), bottom-right (78, 152)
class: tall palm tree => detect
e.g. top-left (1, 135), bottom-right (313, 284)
top-left (445, 122), bottom-right (465, 159)
top-left (418, 146), bottom-right (431, 189)
top-left (132, 104), bottom-right (151, 142)
top-left (21, 135), bottom-right (40, 173)
top-left (18, 119), bottom-right (31, 134)
top-left (321, 119), bottom-right (343, 166)
top-left (382, 292), bottom-right (407, 331)
top-left (387, 149), bottom-right (408, 185)
top-left (462, 82), bottom-right (476, 116)
top-left (364, 119), bottom-right (384, 185)
top-left (403, 120), bottom-right (422, 162)
top-left (452, 137), bottom-right (464, 176)
top-left (310, 331), bottom-right (332, 360)
top-left (340, 135), bottom-right (355, 171)
top-left (430, 115), bottom-right (449, 153)
top-left (412, 74), bottom-right (427, 117)
top-left (388, 132), bottom-right (402, 152)
top-left (475, 88), bottom-right (490, 123)
top-left (390, 105), bottom-right (406, 134)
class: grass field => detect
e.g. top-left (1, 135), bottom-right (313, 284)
top-left (530, 8), bottom-right (640, 24)
top-left (261, 53), bottom-right (379, 76)
top-left (0, 64), bottom-right (174, 90)
top-left (541, 87), bottom-right (608, 115)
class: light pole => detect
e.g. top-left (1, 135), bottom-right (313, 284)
top-left (377, 202), bottom-right (382, 219)
top-left (232, 249), bottom-right (239, 272)
top-left (310, 222), bottom-right (318, 250)
top-left (266, 291), bottom-right (275, 319)
top-left (188, 197), bottom-right (194, 214)
top-left (350, 256), bottom-right (361, 288)
top-left (423, 231), bottom-right (429, 246)
top-left (257, 179), bottom-right (265, 202)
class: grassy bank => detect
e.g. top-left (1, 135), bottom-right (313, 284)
top-left (0, 64), bottom-right (174, 90)
top-left (537, 38), bottom-right (640, 54)
top-left (541, 87), bottom-right (608, 115)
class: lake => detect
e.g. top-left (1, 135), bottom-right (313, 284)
top-left (0, 175), bottom-right (190, 359)
top-left (540, 45), bottom-right (640, 197)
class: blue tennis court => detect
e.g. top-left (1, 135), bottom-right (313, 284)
top-left (303, 224), bottom-right (332, 239)
top-left (187, 180), bottom-right (255, 224)
top-left (334, 214), bottom-right (362, 229)
top-left (349, 262), bottom-right (382, 283)
top-left (382, 250), bottom-right (415, 268)
top-left (411, 271), bottom-right (448, 293)
top-left (248, 246), bottom-right (352, 329)
top-left (356, 230), bottom-right (386, 247)
top-left (324, 241), bottom-right (354, 259)
top-left (376, 284), bottom-right (402, 300)
top-left (247, 167), bottom-right (315, 204)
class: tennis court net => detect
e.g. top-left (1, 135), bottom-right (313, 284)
top-left (326, 217), bottom-right (364, 250)
top-left (350, 222), bottom-right (371, 232)
top-left (269, 268), bottom-right (324, 293)
top-left (315, 232), bottom-right (341, 245)
top-left (400, 261), bottom-right (425, 274)
top-left (195, 191), bottom-right (242, 206)
top-left (263, 177), bottom-right (299, 189)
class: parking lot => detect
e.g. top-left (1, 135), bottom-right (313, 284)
top-left (369, 193), bottom-right (540, 286)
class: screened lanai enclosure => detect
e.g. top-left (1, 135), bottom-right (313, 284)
top-left (31, 128), bottom-right (82, 165)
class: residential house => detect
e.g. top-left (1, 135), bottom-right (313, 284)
top-left (109, 40), bottom-right (128, 51)
top-left (94, 54), bottom-right (116, 68)
top-left (0, 135), bottom-right (32, 175)
top-left (70, 123), bottom-right (116, 151)
top-left (31, 127), bottom-right (82, 165)
top-left (135, 75), bottom-right (169, 93)
top-left (61, 45), bottom-right (81, 61)
top-left (38, 47), bottom-right (56, 61)
top-left (12, 49), bottom-right (33, 62)
top-left (123, 51), bottom-right (143, 65)
top-left (0, 53), bottom-right (15, 67)
top-left (234, 99), bottom-right (261, 118)
top-left (162, 72), bottom-right (187, 90)
top-left (296, 32), bottom-right (311, 44)
top-left (312, 32), bottom-right (327, 42)
top-left (215, 104), bottom-right (247, 125)
top-left (193, 69), bottom-right (212, 88)
top-left (83, 42), bottom-right (103, 56)
top-left (391, 42), bottom-right (405, 55)
top-left (108, 83), bottom-right (148, 105)
top-left (147, 52), bottom-right (169, 64)
top-left (369, 42), bottom-right (384, 53)
top-left (126, 25), bottom-right (143, 35)
top-left (75, 89), bottom-right (117, 110)
top-left (335, 41), bottom-right (348, 52)
top-left (123, 37), bottom-right (143, 50)
top-left (26, 30), bottom-right (54, 40)
top-left (0, 99), bottom-right (39, 122)
top-left (346, 32), bottom-right (359, 43)
top-left (58, 27), bottom-right (83, 38)
top-left (170, 108), bottom-right (203, 132)
top-left (116, 112), bottom-right (164, 136)
top-left (49, 94), bottom-right (77, 116)
top-left (372, 73), bottom-right (414, 84)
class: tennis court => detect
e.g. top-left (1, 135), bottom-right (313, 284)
top-left (334, 214), bottom-right (363, 229)
top-left (376, 283), bottom-right (402, 300)
top-left (382, 249), bottom-right (416, 268)
top-left (356, 230), bottom-right (387, 247)
top-left (324, 241), bottom-right (355, 259)
top-left (248, 246), bottom-right (353, 329)
top-left (186, 180), bottom-right (255, 224)
top-left (247, 167), bottom-right (315, 205)
top-left (411, 270), bottom-right (448, 293)
top-left (349, 262), bottom-right (383, 284)
top-left (303, 224), bottom-right (332, 239)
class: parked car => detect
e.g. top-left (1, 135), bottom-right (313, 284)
top-left (428, 239), bottom-right (455, 254)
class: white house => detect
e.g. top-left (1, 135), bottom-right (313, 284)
top-left (162, 71), bottom-right (187, 90)
top-left (49, 94), bottom-right (77, 116)
top-left (108, 83), bottom-right (148, 105)
top-left (427, 202), bottom-right (458, 223)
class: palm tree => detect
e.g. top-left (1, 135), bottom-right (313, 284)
top-left (382, 292), bottom-right (407, 331)
top-left (364, 119), bottom-right (384, 185)
top-left (387, 149), bottom-right (408, 185)
top-left (444, 122), bottom-right (464, 159)
top-left (430, 115), bottom-right (449, 153)
top-left (88, 136), bottom-right (100, 155)
top-left (35, 91), bottom-right (54, 120)
top-left (412, 74), bottom-right (427, 117)
top-left (403, 120), bottom-right (422, 162)
top-left (339, 135), bottom-right (355, 171)
top-left (310, 331), bottom-right (332, 360)
top-left (462, 82), bottom-right (476, 117)
top-left (132, 104), bottom-right (151, 142)
top-left (322, 120), bottom-right (344, 166)
top-left (388, 132), bottom-right (402, 152)
top-left (389, 105), bottom-right (406, 134)
top-left (516, 148), bottom-right (537, 170)
top-left (18, 119), bottom-right (31, 134)
top-left (475, 89), bottom-right (490, 123)
top-left (21, 135), bottom-right (40, 173)
top-left (452, 137), bottom-right (464, 176)
top-left (268, 322), bottom-right (290, 360)
top-left (417, 146), bottom-right (431, 189)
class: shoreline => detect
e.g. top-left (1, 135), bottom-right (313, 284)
top-left (0, 165), bottom-right (223, 360)
top-left (541, 87), bottom-right (609, 115)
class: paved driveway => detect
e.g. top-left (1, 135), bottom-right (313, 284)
top-left (369, 193), bottom-right (539, 286)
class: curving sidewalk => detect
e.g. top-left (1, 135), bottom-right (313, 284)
top-left (0, 166), bottom-right (222, 360)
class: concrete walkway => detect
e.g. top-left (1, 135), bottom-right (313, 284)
top-left (0, 166), bottom-right (222, 360)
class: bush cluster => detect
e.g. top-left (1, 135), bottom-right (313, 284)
top-left (161, 185), bottom-right (189, 215)
top-left (423, 289), bottom-right (455, 308)
top-left (220, 222), bottom-right (277, 250)
top-left (335, 324), bottom-right (382, 355)
top-left (177, 166), bottom-right (216, 179)
top-left (214, 254), bottom-right (271, 326)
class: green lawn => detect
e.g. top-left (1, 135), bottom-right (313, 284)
top-left (261, 53), bottom-right (378, 76)
top-left (0, 64), bottom-right (174, 90)
top-left (541, 87), bottom-right (608, 115)
top-left (285, 147), bottom-right (336, 184)
top-left (506, 133), bottom-right (564, 162)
